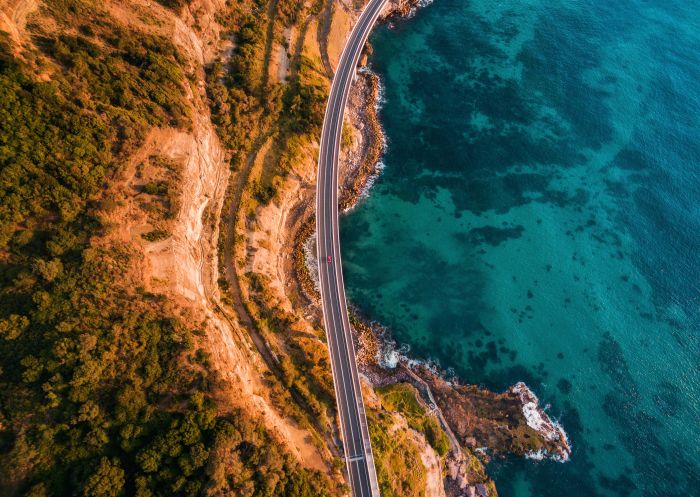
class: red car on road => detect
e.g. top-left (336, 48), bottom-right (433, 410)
top-left (327, 255), bottom-right (332, 263)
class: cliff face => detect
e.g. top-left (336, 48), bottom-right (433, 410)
top-left (103, 0), bottom-right (336, 477)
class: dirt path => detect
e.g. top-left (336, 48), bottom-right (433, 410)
top-left (260, 0), bottom-right (280, 90)
top-left (316, 0), bottom-right (335, 77)
top-left (223, 131), bottom-right (272, 330)
top-left (289, 14), bottom-right (312, 81)
top-left (277, 27), bottom-right (291, 82)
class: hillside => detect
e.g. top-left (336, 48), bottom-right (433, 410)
top-left (0, 0), bottom-right (339, 495)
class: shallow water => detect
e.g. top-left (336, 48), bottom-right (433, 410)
top-left (340, 0), bottom-right (700, 495)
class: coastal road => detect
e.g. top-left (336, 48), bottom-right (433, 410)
top-left (316, 0), bottom-right (388, 496)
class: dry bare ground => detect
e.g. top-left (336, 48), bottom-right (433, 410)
top-left (0, 0), bottom-right (38, 54)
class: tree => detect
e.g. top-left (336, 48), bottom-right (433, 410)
top-left (83, 457), bottom-right (125, 497)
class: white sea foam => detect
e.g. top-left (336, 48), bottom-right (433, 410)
top-left (406, 0), bottom-right (435, 19)
top-left (357, 160), bottom-right (386, 201)
top-left (382, 347), bottom-right (401, 368)
top-left (357, 66), bottom-right (388, 132)
top-left (524, 449), bottom-right (547, 461)
top-left (375, 73), bottom-right (388, 113)
top-left (551, 420), bottom-right (571, 462)
top-left (375, 327), bottom-right (409, 368)
top-left (521, 395), bottom-right (555, 438)
top-left (374, 324), bottom-right (443, 376)
top-left (512, 382), bottom-right (571, 462)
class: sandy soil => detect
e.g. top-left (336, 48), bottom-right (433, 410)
top-left (268, 28), bottom-right (291, 84)
top-left (0, 0), bottom-right (38, 54)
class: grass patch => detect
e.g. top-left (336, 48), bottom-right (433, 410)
top-left (378, 383), bottom-right (450, 457)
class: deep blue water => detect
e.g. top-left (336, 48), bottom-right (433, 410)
top-left (340, 1), bottom-right (700, 496)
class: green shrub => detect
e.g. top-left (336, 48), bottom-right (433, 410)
top-left (424, 417), bottom-right (450, 457)
top-left (367, 409), bottom-right (427, 497)
top-left (141, 229), bottom-right (171, 242)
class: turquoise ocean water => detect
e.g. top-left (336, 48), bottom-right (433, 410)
top-left (340, 0), bottom-right (700, 495)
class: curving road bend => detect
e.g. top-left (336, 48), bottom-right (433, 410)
top-left (316, 0), bottom-right (388, 496)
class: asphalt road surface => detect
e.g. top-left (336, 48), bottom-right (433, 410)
top-left (315, 0), bottom-right (388, 496)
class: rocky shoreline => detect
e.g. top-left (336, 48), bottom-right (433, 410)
top-left (292, 1), bottom-right (571, 495)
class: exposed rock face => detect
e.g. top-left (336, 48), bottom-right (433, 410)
top-left (139, 118), bottom-right (226, 309)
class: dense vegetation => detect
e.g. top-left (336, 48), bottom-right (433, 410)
top-left (0, 1), bottom-right (332, 495)
top-left (0, 1), bottom-right (190, 249)
top-left (206, 0), bottom-right (270, 167)
top-left (154, 0), bottom-right (192, 11)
